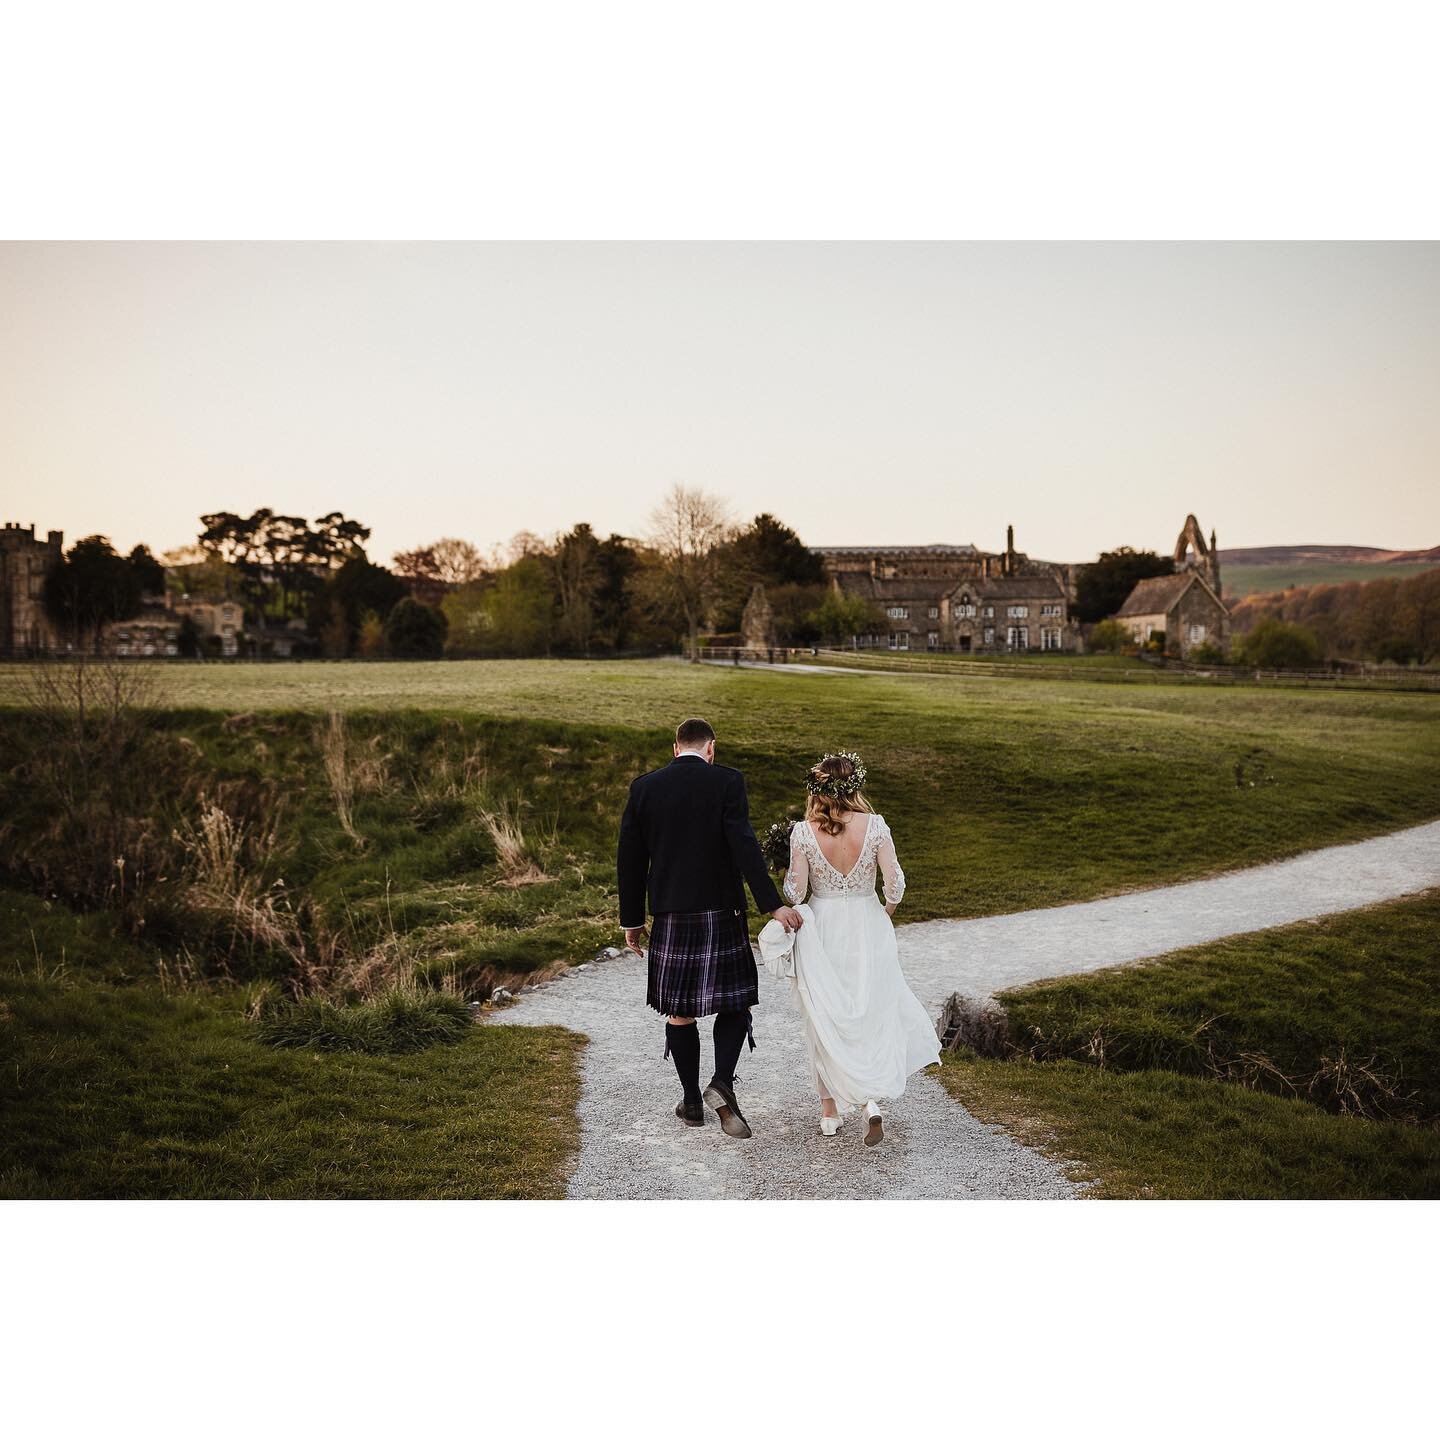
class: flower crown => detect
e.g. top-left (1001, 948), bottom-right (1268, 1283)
top-left (805, 751), bottom-right (867, 799)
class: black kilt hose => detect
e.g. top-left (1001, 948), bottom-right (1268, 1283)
top-left (646, 907), bottom-right (758, 1018)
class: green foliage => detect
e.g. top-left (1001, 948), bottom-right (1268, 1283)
top-left (994, 892), bottom-right (1440, 1123)
top-left (176, 614), bottom-right (202, 658)
top-left (384, 597), bottom-right (447, 659)
top-left (127, 543), bottom-right (167, 597)
top-left (324, 554), bottom-right (408, 630)
top-left (1087, 618), bottom-right (1130, 653)
top-left (1187, 640), bottom-right (1228, 665)
top-left (809, 589), bottom-right (884, 644)
top-left (255, 988), bottom-right (472, 1054)
top-left (712, 514), bottom-right (827, 630)
top-left (1234, 616), bottom-right (1323, 669)
top-left (471, 556), bottom-right (555, 656)
top-left (1074, 547), bottom-right (1174, 624)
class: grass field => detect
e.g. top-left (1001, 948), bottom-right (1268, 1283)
top-left (940, 893), bottom-right (1440, 1198)
top-left (0, 891), bottom-right (583, 1199)
top-left (4, 656), bottom-right (1438, 1198)
top-left (1222, 559), bottom-right (1440, 598)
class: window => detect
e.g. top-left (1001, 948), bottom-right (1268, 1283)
top-left (928, 606), bottom-right (939, 619)
top-left (927, 631), bottom-right (940, 648)
top-left (886, 605), bottom-right (909, 620)
top-left (1007, 605), bottom-right (1029, 618)
top-left (1008, 626), bottom-right (1029, 650)
top-left (889, 631), bottom-right (910, 650)
top-left (1188, 623), bottom-right (1207, 643)
top-left (1041, 627), bottom-right (1062, 651)
top-left (981, 605), bottom-right (994, 618)
top-left (982, 627), bottom-right (995, 645)
top-left (955, 603), bottom-right (976, 618)
top-left (1041, 603), bottom-right (1062, 618)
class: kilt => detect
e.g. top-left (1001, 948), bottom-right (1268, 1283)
top-left (646, 907), bottom-right (758, 1017)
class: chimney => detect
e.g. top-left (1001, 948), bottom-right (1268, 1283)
top-left (1004, 524), bottom-right (1015, 576)
top-left (48, 530), bottom-right (63, 549)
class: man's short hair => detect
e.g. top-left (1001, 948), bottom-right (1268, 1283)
top-left (675, 717), bottom-right (716, 749)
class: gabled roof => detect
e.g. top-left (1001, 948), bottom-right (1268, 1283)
top-left (1115, 570), bottom-right (1227, 619)
top-left (835, 573), bottom-right (957, 603)
top-left (969, 573), bottom-right (1067, 600)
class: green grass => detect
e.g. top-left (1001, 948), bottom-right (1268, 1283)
top-left (6, 659), bottom-right (1438, 935)
top-left (1223, 560), bottom-right (1440, 598)
top-left (255, 988), bottom-right (474, 1055)
top-left (0, 892), bottom-right (583, 1199)
top-left (4, 657), bottom-right (1439, 1199)
top-left (938, 894), bottom-right (1440, 1198)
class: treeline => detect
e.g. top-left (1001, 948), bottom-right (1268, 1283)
top-left (1232, 568), bottom-right (1440, 666)
top-left (41, 487), bottom-right (885, 660)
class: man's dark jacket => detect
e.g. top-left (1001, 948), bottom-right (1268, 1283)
top-left (617, 757), bottom-right (783, 928)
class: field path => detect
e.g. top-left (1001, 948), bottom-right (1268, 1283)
top-left (493, 818), bottom-right (1440, 1200)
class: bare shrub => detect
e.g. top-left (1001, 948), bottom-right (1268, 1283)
top-left (938, 994), bottom-right (1015, 1056)
top-left (316, 711), bottom-right (378, 847)
top-left (479, 800), bottom-right (550, 886)
top-left (174, 802), bottom-right (295, 957)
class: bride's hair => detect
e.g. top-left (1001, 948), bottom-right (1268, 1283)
top-left (805, 752), bottom-right (872, 836)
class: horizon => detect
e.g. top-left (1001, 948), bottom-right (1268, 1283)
top-left (4, 242), bottom-right (1438, 564)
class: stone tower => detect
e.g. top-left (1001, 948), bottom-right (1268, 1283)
top-left (1173, 514), bottom-right (1221, 598)
top-left (1, 522), bottom-right (64, 657)
top-left (740, 582), bottom-right (776, 653)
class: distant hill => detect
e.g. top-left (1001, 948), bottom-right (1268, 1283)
top-left (1220, 543), bottom-right (1440, 566)
top-left (1217, 544), bottom-right (1440, 598)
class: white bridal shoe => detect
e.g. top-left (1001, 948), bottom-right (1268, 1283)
top-left (864, 1101), bottom-right (884, 1147)
top-left (819, 1112), bottom-right (844, 1137)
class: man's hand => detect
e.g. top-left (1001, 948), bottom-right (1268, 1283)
top-left (771, 905), bottom-right (803, 933)
top-left (623, 926), bottom-right (648, 956)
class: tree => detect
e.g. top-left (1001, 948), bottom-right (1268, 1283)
top-left (548, 523), bottom-right (604, 653)
top-left (808, 589), bottom-right (884, 645)
top-left (385, 597), bottom-right (448, 659)
top-left (358, 611), bottom-right (387, 658)
top-left (392, 538), bottom-right (488, 598)
top-left (42, 536), bottom-right (143, 650)
top-left (127, 544), bottom-right (166, 597)
top-left (1074, 548), bottom-right (1175, 624)
top-left (647, 484), bottom-right (732, 660)
top-left (480, 557), bottom-right (555, 656)
top-left (176, 614), bottom-right (202, 658)
top-left (1087, 619), bottom-right (1130, 653)
top-left (1233, 617), bottom-right (1322, 669)
top-left (712, 514), bottom-right (825, 630)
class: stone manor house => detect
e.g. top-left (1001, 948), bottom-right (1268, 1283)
top-left (817, 525), bottom-right (1078, 653)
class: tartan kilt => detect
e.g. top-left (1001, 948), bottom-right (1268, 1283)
top-left (646, 907), bottom-right (758, 1017)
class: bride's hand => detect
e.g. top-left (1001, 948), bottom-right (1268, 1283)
top-left (884, 902), bottom-right (897, 917)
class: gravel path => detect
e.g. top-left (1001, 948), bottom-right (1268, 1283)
top-left (493, 818), bottom-right (1440, 1200)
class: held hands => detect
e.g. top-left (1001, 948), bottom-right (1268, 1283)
top-left (771, 904), bottom-right (804, 933)
top-left (623, 926), bottom-right (647, 956)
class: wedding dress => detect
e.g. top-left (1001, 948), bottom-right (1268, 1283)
top-left (780, 813), bottom-right (941, 1113)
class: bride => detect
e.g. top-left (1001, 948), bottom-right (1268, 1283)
top-left (774, 752), bottom-right (941, 1145)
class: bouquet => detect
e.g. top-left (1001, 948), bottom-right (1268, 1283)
top-left (760, 817), bottom-right (797, 874)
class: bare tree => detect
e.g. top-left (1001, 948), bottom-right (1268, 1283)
top-left (647, 485), bottom-right (733, 661)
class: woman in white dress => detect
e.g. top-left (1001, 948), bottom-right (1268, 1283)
top-left (780, 752), bottom-right (941, 1145)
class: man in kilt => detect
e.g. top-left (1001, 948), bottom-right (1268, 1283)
top-left (618, 717), bottom-right (804, 1134)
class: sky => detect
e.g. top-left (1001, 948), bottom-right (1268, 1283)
top-left (3, 242), bottom-right (1437, 566)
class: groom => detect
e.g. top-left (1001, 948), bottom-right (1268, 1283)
top-left (618, 717), bottom-right (803, 1135)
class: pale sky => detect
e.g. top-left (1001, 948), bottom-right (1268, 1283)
top-left (3, 243), bottom-right (1437, 565)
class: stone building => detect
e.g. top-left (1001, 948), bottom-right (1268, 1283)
top-left (105, 604), bottom-right (181, 658)
top-left (1114, 514), bottom-right (1229, 657)
top-left (817, 526), bottom-right (1077, 653)
top-left (0, 522), bottom-right (64, 657)
top-left (172, 594), bottom-right (245, 656)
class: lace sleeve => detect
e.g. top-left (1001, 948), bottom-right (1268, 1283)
top-left (876, 816), bottom-right (905, 906)
top-left (783, 823), bottom-right (809, 905)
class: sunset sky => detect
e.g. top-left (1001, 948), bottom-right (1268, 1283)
top-left (4, 242), bottom-right (1437, 565)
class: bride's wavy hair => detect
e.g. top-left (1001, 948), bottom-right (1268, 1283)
top-left (805, 751), bottom-right (872, 836)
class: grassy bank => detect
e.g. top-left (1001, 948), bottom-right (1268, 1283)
top-left (939, 893), bottom-right (1440, 1198)
top-left (0, 891), bottom-right (583, 1199)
